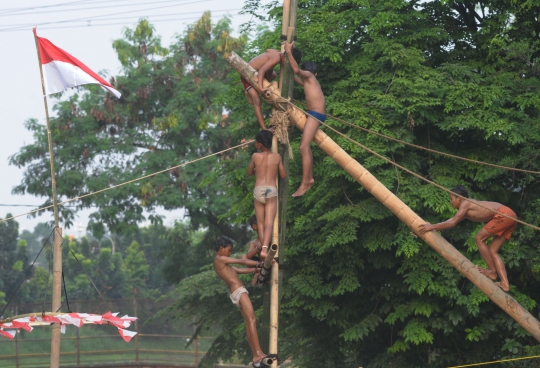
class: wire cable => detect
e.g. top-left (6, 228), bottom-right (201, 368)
top-left (0, 0), bottom-right (215, 32)
top-left (68, 246), bottom-right (113, 311)
top-left (0, 140), bottom-right (254, 225)
top-left (292, 99), bottom-right (540, 176)
top-left (447, 354), bottom-right (540, 367)
top-left (288, 102), bottom-right (540, 232)
top-left (0, 228), bottom-right (55, 320)
top-left (0, 0), bottom-right (204, 17)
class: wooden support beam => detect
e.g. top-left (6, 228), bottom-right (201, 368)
top-left (225, 52), bottom-right (540, 343)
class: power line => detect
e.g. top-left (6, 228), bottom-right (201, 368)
top-left (0, 8), bottom-right (241, 28)
top-left (0, 0), bottom-right (205, 17)
top-left (0, 140), bottom-right (254, 224)
top-left (0, 0), bottom-right (215, 32)
top-left (0, 13), bottom-right (243, 32)
top-left (0, 0), bottom-right (93, 15)
top-left (293, 99), bottom-right (540, 176)
top-left (286, 100), bottom-right (540, 232)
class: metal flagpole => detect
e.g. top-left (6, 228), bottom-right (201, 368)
top-left (33, 29), bottom-right (63, 368)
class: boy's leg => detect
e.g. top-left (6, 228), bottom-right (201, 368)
top-left (488, 235), bottom-right (510, 291)
top-left (238, 293), bottom-right (266, 363)
top-left (474, 229), bottom-right (498, 281)
top-left (292, 116), bottom-right (319, 197)
top-left (261, 197), bottom-right (278, 257)
top-left (254, 200), bottom-right (266, 256)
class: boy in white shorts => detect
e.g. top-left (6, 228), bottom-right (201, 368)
top-left (247, 130), bottom-right (287, 260)
top-left (213, 236), bottom-right (277, 367)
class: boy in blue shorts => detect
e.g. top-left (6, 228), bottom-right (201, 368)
top-left (284, 42), bottom-right (326, 197)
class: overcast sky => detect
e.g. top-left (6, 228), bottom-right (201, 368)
top-left (0, 0), bottom-right (269, 235)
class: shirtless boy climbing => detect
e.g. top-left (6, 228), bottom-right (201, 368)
top-left (242, 48), bottom-right (302, 130)
top-left (248, 130), bottom-right (287, 260)
top-left (213, 236), bottom-right (277, 367)
top-left (418, 185), bottom-right (517, 292)
top-left (284, 41), bottom-right (326, 197)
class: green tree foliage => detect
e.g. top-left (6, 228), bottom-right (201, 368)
top-left (0, 214), bottom-right (30, 307)
top-left (9, 14), bottom-right (249, 244)
top-left (167, 1), bottom-right (540, 367)
top-left (9, 3), bottom-right (540, 367)
top-left (123, 240), bottom-right (149, 297)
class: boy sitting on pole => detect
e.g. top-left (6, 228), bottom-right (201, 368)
top-left (242, 48), bottom-right (302, 130)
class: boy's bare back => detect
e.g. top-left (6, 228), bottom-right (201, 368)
top-left (250, 152), bottom-right (286, 187)
top-left (459, 200), bottom-right (504, 222)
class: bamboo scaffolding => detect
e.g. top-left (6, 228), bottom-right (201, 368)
top-left (225, 52), bottom-right (540, 343)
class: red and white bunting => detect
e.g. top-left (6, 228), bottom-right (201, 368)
top-left (0, 312), bottom-right (137, 342)
top-left (117, 328), bottom-right (137, 343)
top-left (0, 329), bottom-right (16, 340)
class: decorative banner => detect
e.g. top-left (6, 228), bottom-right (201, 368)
top-left (0, 312), bottom-right (137, 341)
top-left (0, 329), bottom-right (16, 340)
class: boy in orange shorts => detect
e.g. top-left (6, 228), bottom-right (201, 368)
top-left (418, 185), bottom-right (517, 291)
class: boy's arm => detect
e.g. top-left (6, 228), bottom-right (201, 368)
top-left (284, 42), bottom-right (312, 79)
top-left (246, 240), bottom-right (261, 259)
top-left (258, 54), bottom-right (281, 91)
top-left (247, 88), bottom-right (267, 130)
top-left (418, 202), bottom-right (469, 234)
top-left (294, 75), bottom-right (304, 86)
top-left (233, 267), bottom-right (261, 274)
top-left (247, 155), bottom-right (256, 176)
top-left (218, 256), bottom-right (261, 267)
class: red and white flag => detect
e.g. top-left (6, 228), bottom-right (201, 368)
top-left (33, 28), bottom-right (121, 98)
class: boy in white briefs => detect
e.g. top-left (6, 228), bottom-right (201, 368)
top-left (247, 130), bottom-right (287, 260)
top-left (213, 236), bottom-right (277, 367)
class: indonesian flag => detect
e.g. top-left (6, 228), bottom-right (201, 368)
top-left (33, 28), bottom-right (121, 98)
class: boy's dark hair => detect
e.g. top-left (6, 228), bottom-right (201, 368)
top-left (301, 60), bottom-right (317, 75)
top-left (215, 236), bottom-right (233, 252)
top-left (292, 48), bottom-right (302, 64)
top-left (256, 130), bottom-right (272, 149)
top-left (249, 215), bottom-right (257, 228)
top-left (451, 185), bottom-right (469, 198)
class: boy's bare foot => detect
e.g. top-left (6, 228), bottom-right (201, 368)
top-left (495, 281), bottom-right (510, 292)
top-left (292, 179), bottom-right (314, 197)
top-left (476, 266), bottom-right (497, 281)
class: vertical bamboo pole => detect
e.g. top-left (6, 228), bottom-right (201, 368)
top-left (224, 53), bottom-right (540, 343)
top-left (15, 330), bottom-right (19, 368)
top-left (268, 135), bottom-right (280, 363)
top-left (33, 30), bottom-right (63, 368)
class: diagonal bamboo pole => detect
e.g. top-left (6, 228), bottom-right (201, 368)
top-left (225, 52), bottom-right (540, 343)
